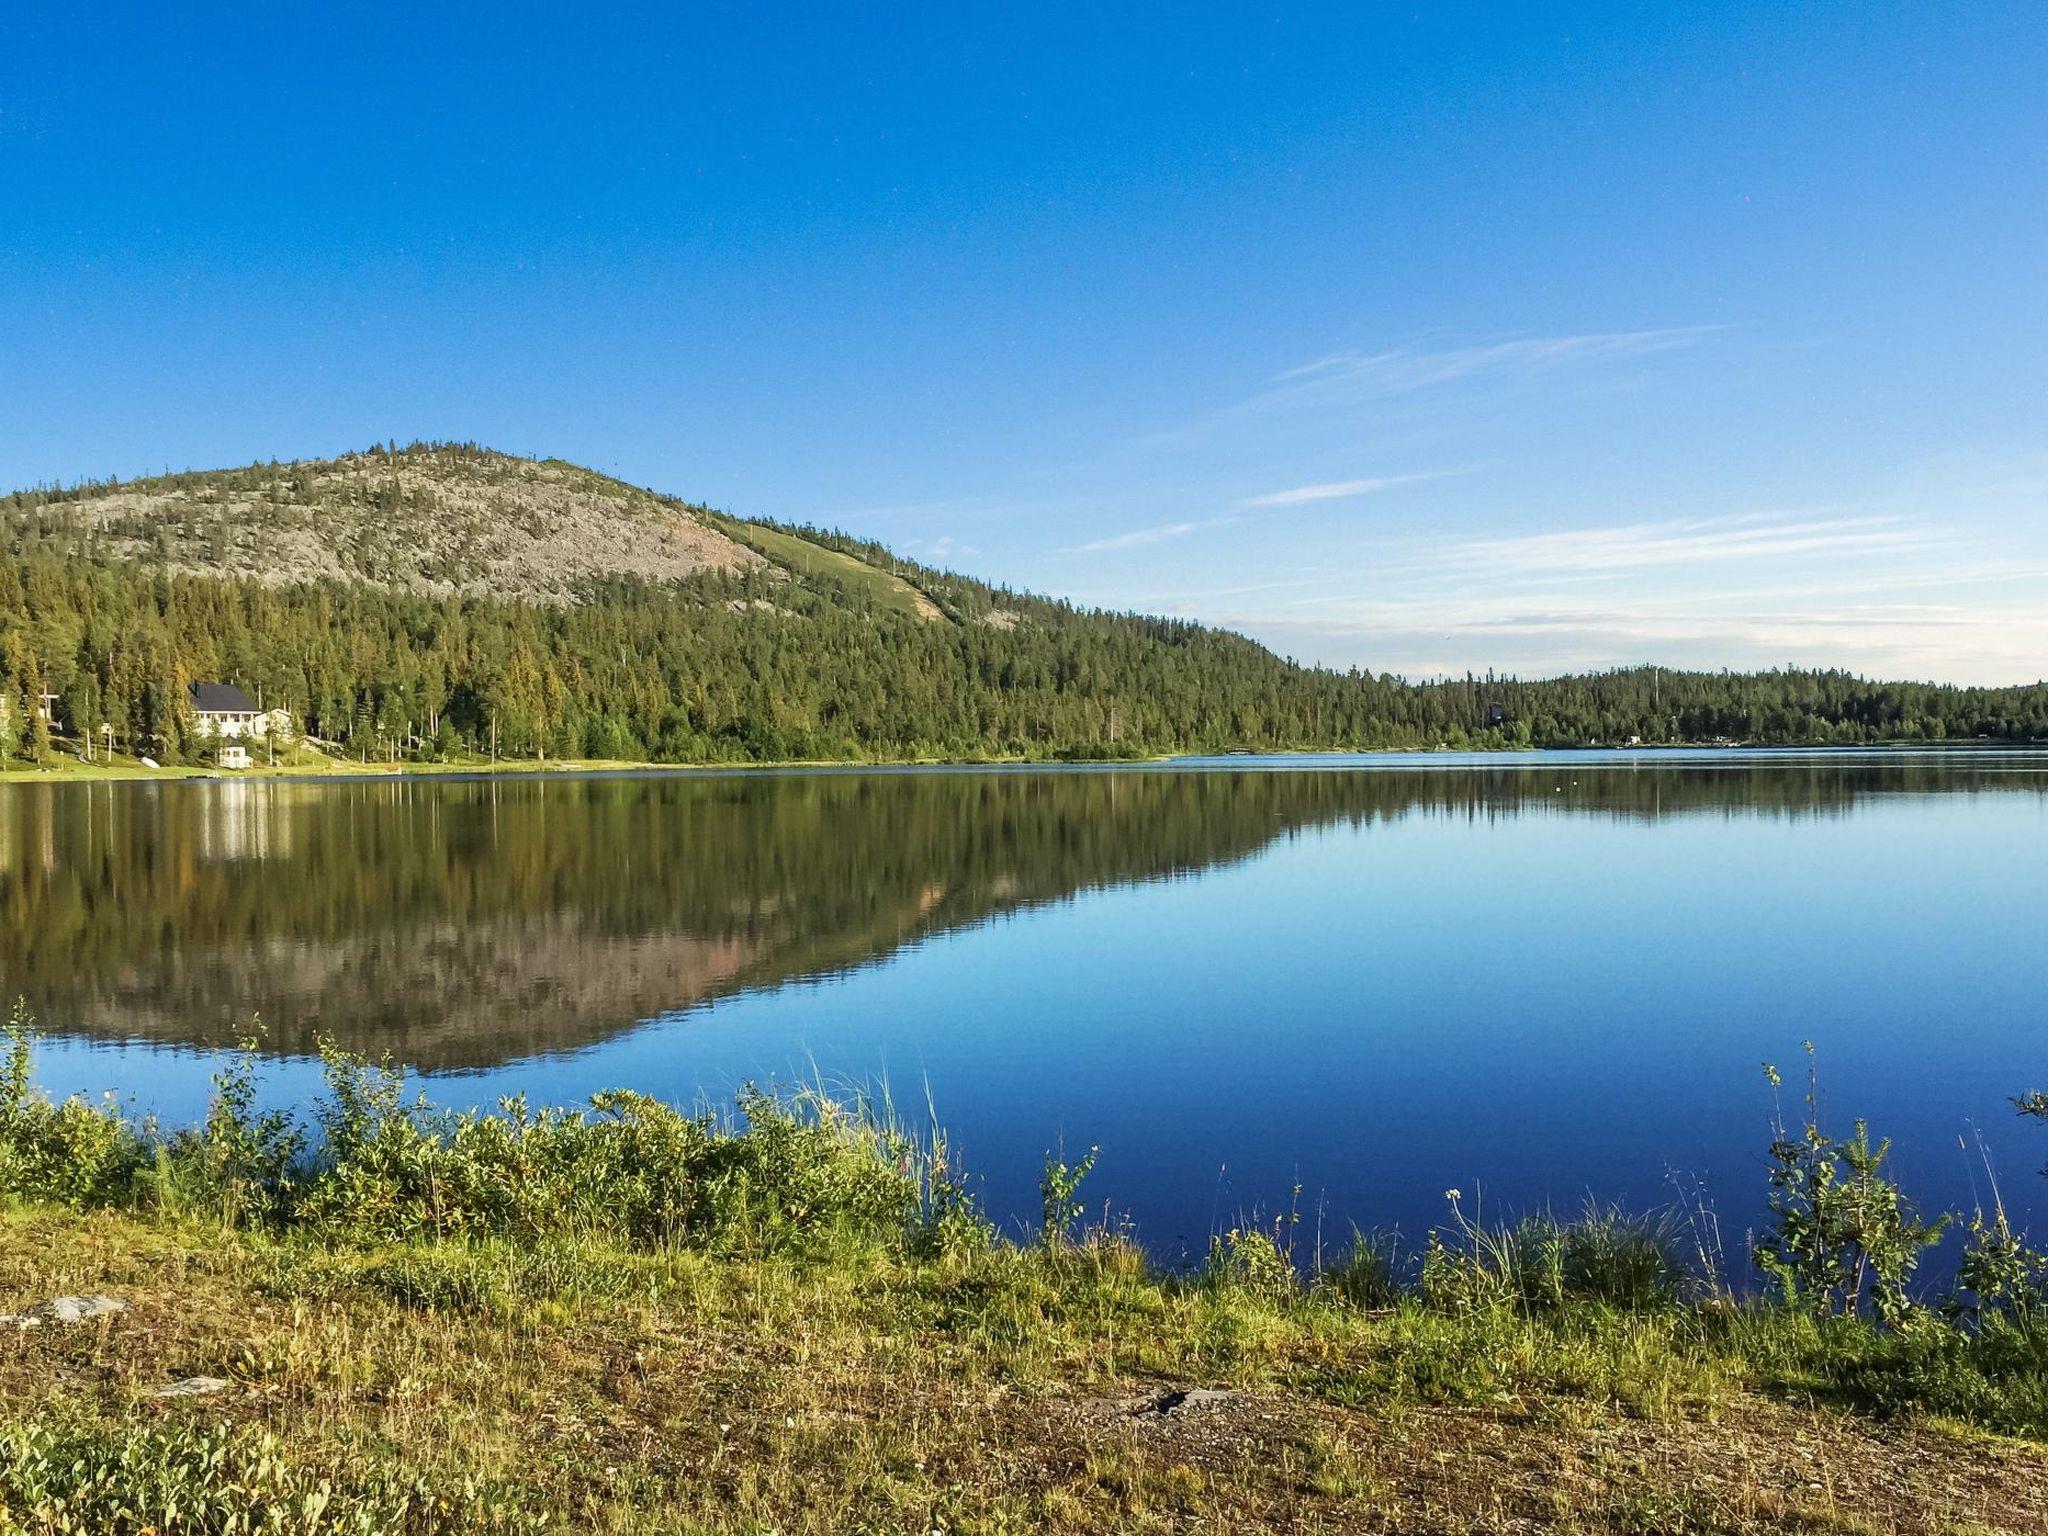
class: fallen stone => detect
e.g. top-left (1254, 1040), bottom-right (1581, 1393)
top-left (154, 1376), bottom-right (230, 1398)
top-left (41, 1295), bottom-right (127, 1323)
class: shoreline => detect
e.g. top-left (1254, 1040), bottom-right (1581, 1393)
top-left (2, 735), bottom-right (2042, 787)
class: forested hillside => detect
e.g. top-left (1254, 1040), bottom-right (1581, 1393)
top-left (2, 443), bottom-right (2044, 764)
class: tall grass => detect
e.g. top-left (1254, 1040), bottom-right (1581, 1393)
top-left (0, 1008), bottom-right (963, 1259)
top-left (1416, 1198), bottom-right (1693, 1315)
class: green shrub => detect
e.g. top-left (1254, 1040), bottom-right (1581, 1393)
top-left (0, 1006), bottom-right (146, 1209)
top-left (1948, 1211), bottom-right (2048, 1340)
top-left (0, 1414), bottom-right (547, 1534)
top-left (1757, 1052), bottom-right (1947, 1324)
top-left (1037, 1143), bottom-right (1097, 1248)
top-left (0, 1018), bottom-right (950, 1260)
top-left (296, 1068), bottom-right (927, 1253)
top-left (151, 1036), bottom-right (305, 1227)
top-left (1203, 1226), bottom-right (1298, 1302)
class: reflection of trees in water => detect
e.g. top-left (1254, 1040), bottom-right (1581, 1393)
top-left (0, 757), bottom-right (2034, 1069)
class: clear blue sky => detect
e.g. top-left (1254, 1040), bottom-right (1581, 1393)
top-left (5, 3), bottom-right (2044, 682)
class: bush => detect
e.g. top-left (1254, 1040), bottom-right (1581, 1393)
top-left (1757, 1053), bottom-right (1947, 1324)
top-left (1948, 1211), bottom-right (2048, 1341)
top-left (0, 1016), bottom-right (947, 1260)
top-left (153, 1036), bottom-right (304, 1227)
top-left (1203, 1226), bottom-right (1298, 1302)
top-left (297, 1054), bottom-right (929, 1253)
top-left (0, 1006), bottom-right (146, 1209)
top-left (0, 1414), bottom-right (546, 1534)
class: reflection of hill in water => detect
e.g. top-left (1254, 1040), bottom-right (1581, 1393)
top-left (0, 757), bottom-right (2033, 1070)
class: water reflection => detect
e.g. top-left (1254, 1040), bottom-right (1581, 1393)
top-left (0, 753), bottom-right (2037, 1069)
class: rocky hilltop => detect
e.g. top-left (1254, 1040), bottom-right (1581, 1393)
top-left (6, 442), bottom-right (937, 611)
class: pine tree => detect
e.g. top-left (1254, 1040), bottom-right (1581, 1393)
top-left (27, 685), bottom-right (52, 763)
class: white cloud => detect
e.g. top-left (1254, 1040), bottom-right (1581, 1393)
top-left (1228, 327), bottom-right (1717, 417)
top-left (1429, 513), bottom-right (1925, 579)
top-left (1161, 496), bottom-right (2048, 685)
top-left (1132, 326), bottom-right (1717, 455)
top-left (1060, 520), bottom-right (1209, 554)
top-left (1242, 471), bottom-right (1445, 508)
top-left (1064, 472), bottom-right (1447, 558)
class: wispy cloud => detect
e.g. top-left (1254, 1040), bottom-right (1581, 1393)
top-left (1432, 513), bottom-right (1924, 579)
top-left (1242, 471), bottom-right (1446, 508)
top-left (1226, 327), bottom-right (1717, 418)
top-left (1061, 520), bottom-right (1209, 554)
top-left (1064, 470), bottom-right (1445, 557)
top-left (1130, 326), bottom-right (1718, 455)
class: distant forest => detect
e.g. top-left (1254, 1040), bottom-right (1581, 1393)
top-left (2, 457), bottom-right (2045, 764)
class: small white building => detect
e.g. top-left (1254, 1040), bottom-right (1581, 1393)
top-left (189, 683), bottom-right (289, 741)
top-left (218, 743), bottom-right (251, 769)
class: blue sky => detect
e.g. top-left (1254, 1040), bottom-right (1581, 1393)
top-left (4, 4), bottom-right (2044, 683)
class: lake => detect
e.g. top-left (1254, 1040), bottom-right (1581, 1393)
top-left (4, 749), bottom-right (2045, 1266)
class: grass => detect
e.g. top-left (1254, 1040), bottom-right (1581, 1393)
top-left (0, 737), bottom-right (1173, 783)
top-left (0, 750), bottom-right (1010, 784)
top-left (0, 744), bottom-right (347, 783)
top-left (1, 1028), bottom-right (2045, 1531)
top-left (6, 1211), bottom-right (2044, 1533)
top-left (711, 515), bottom-right (945, 622)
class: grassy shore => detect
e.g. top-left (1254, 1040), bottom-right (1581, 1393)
top-left (0, 753), bottom-right (699, 785)
top-left (1, 1034), bottom-right (2045, 1533)
top-left (0, 751), bottom-right (952, 786)
top-left (3, 736), bottom-right (2036, 787)
top-left (0, 744), bottom-right (1155, 786)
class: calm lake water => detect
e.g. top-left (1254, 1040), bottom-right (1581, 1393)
top-left (5, 750), bottom-right (2045, 1263)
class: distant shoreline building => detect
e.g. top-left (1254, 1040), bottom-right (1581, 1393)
top-left (189, 682), bottom-right (290, 742)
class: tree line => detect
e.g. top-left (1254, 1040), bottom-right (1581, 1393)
top-left (0, 544), bottom-right (2044, 767)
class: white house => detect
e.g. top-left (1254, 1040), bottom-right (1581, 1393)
top-left (218, 743), bottom-right (251, 769)
top-left (189, 683), bottom-right (290, 741)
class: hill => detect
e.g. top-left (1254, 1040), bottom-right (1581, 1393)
top-left (2, 442), bottom-right (2046, 765)
top-left (6, 442), bottom-right (948, 615)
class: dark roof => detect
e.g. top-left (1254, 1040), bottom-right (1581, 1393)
top-left (189, 682), bottom-right (258, 714)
